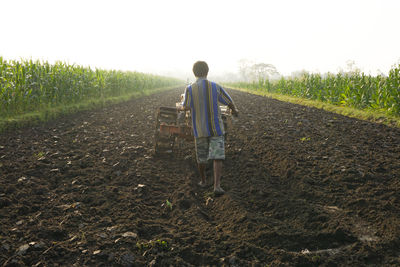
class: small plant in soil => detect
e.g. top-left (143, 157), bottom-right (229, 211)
top-left (165, 200), bottom-right (173, 210)
top-left (136, 239), bottom-right (169, 251)
top-left (35, 151), bottom-right (45, 159)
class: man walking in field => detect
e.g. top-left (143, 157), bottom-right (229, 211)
top-left (181, 61), bottom-right (238, 195)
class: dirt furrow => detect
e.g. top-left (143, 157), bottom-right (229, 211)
top-left (1, 87), bottom-right (400, 266)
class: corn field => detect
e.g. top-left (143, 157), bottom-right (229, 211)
top-left (229, 65), bottom-right (400, 115)
top-left (0, 57), bottom-right (182, 117)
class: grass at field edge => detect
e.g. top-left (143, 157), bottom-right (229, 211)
top-left (0, 86), bottom-right (182, 134)
top-left (227, 86), bottom-right (400, 129)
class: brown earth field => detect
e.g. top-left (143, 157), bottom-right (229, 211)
top-left (1, 87), bottom-right (400, 267)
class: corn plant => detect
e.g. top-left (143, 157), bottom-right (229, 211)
top-left (0, 57), bottom-right (182, 118)
top-left (227, 64), bottom-right (400, 115)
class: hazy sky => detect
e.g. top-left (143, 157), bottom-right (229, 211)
top-left (1, 0), bottom-right (400, 78)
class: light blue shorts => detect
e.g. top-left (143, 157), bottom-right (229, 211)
top-left (195, 136), bottom-right (225, 164)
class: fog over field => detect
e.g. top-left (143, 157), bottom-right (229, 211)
top-left (1, 0), bottom-right (400, 80)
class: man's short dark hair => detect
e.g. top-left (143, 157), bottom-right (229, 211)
top-left (192, 61), bottom-right (209, 77)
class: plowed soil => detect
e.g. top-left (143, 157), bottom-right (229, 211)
top-left (1, 88), bottom-right (400, 266)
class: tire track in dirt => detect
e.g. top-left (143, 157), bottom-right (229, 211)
top-left (1, 87), bottom-right (400, 266)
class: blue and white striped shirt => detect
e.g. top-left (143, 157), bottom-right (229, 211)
top-left (183, 78), bottom-right (234, 138)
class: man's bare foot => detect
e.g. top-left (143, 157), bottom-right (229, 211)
top-left (213, 186), bottom-right (225, 196)
top-left (198, 181), bottom-right (207, 188)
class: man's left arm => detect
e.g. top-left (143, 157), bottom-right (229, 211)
top-left (218, 86), bottom-right (239, 116)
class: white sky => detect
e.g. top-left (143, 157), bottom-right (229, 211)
top-left (1, 0), bottom-right (400, 78)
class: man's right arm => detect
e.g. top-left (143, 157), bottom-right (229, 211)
top-left (178, 87), bottom-right (191, 111)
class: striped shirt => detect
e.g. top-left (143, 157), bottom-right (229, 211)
top-left (182, 78), bottom-right (234, 138)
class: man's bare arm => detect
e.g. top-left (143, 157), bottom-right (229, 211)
top-left (228, 103), bottom-right (239, 117)
top-left (177, 105), bottom-right (190, 111)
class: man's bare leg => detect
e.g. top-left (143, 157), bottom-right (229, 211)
top-left (198, 163), bottom-right (207, 187)
top-left (213, 160), bottom-right (224, 193)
